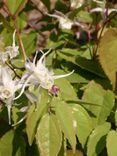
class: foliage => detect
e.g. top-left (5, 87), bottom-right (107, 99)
top-left (0, 0), bottom-right (117, 156)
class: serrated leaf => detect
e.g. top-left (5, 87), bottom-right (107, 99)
top-left (26, 89), bottom-right (48, 145)
top-left (82, 81), bottom-right (114, 125)
top-left (36, 113), bottom-right (62, 156)
top-left (75, 57), bottom-right (106, 78)
top-left (0, 130), bottom-right (26, 156)
top-left (55, 78), bottom-right (78, 101)
top-left (71, 104), bottom-right (93, 147)
top-left (4, 0), bottom-right (28, 15)
top-left (87, 122), bottom-right (111, 156)
top-left (55, 99), bottom-right (76, 151)
top-left (99, 28), bottom-right (117, 90)
top-left (106, 130), bottom-right (117, 156)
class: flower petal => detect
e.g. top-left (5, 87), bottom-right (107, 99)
top-left (37, 49), bottom-right (51, 65)
top-left (53, 70), bottom-right (74, 79)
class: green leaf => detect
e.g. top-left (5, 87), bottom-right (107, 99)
top-left (55, 78), bottom-right (78, 101)
top-left (71, 104), bottom-right (93, 147)
top-left (82, 81), bottom-right (114, 125)
top-left (0, 13), bottom-right (13, 31)
top-left (99, 28), bottom-right (117, 90)
top-left (106, 130), bottom-right (117, 156)
top-left (54, 68), bottom-right (88, 84)
top-left (67, 150), bottom-right (83, 156)
top-left (11, 59), bottom-right (24, 68)
top-left (41, 0), bottom-right (50, 10)
top-left (57, 49), bottom-right (77, 63)
top-left (55, 99), bottom-right (76, 151)
top-left (36, 113), bottom-right (62, 156)
top-left (0, 130), bottom-right (26, 156)
top-left (26, 89), bottom-right (48, 145)
top-left (115, 109), bottom-right (117, 127)
top-left (58, 48), bottom-right (81, 57)
top-left (47, 40), bottom-right (64, 49)
top-left (87, 122), bottom-right (111, 156)
top-left (4, 0), bottom-right (28, 15)
top-left (75, 57), bottom-right (106, 78)
top-left (16, 12), bottom-right (27, 30)
top-left (76, 10), bottom-right (93, 23)
top-left (22, 31), bottom-right (37, 56)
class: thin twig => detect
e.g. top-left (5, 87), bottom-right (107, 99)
top-left (3, 2), bottom-right (27, 62)
top-left (13, 20), bottom-right (27, 62)
top-left (6, 62), bottom-right (21, 79)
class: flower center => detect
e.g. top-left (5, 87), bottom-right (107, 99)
top-left (2, 89), bottom-right (12, 99)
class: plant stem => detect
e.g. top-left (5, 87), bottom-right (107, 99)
top-left (3, 3), bottom-right (27, 62)
top-left (93, 11), bottom-right (117, 58)
top-left (6, 62), bottom-right (21, 79)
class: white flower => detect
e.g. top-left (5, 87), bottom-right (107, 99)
top-left (70, 0), bottom-right (84, 9)
top-left (0, 30), bottom-right (19, 63)
top-left (48, 13), bottom-right (73, 29)
top-left (47, 11), bottom-right (84, 29)
top-left (0, 68), bottom-right (21, 124)
top-left (15, 50), bottom-right (74, 99)
top-left (5, 30), bottom-right (19, 59)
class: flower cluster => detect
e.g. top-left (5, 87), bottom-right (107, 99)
top-left (0, 30), bottom-right (19, 63)
top-left (0, 31), bottom-right (74, 124)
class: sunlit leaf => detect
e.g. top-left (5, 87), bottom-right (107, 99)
top-left (4, 0), bottom-right (28, 15)
top-left (16, 12), bottom-right (27, 30)
top-left (82, 81), bottom-right (114, 126)
top-left (99, 28), bottom-right (117, 90)
top-left (71, 104), bottom-right (93, 147)
top-left (0, 130), bottom-right (26, 156)
top-left (55, 78), bottom-right (78, 101)
top-left (26, 89), bottom-right (48, 145)
top-left (106, 130), bottom-right (117, 156)
top-left (36, 113), bottom-right (62, 156)
top-left (87, 122), bottom-right (111, 156)
top-left (55, 99), bottom-right (76, 151)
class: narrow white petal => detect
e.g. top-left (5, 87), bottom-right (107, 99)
top-left (74, 21), bottom-right (85, 29)
top-left (7, 105), bottom-right (11, 125)
top-left (53, 70), bottom-right (74, 79)
top-left (90, 7), bottom-right (103, 13)
top-left (13, 30), bottom-right (16, 47)
top-left (93, 0), bottom-right (104, 4)
top-left (47, 13), bottom-right (61, 19)
top-left (38, 49), bottom-right (51, 65)
top-left (12, 115), bottom-right (26, 126)
top-left (108, 9), bottom-right (117, 14)
top-left (14, 75), bottom-right (31, 100)
top-left (33, 50), bottom-right (38, 64)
